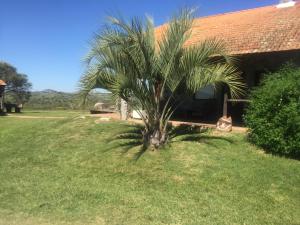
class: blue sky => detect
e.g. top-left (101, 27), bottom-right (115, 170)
top-left (0, 0), bottom-right (277, 92)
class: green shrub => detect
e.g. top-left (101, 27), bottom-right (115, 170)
top-left (244, 64), bottom-right (300, 159)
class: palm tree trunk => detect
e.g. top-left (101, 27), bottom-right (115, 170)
top-left (143, 119), bottom-right (168, 149)
top-left (149, 128), bottom-right (167, 149)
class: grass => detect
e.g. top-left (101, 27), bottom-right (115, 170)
top-left (11, 109), bottom-right (87, 117)
top-left (0, 110), bottom-right (299, 225)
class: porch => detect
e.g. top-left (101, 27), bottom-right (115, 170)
top-left (172, 49), bottom-right (300, 126)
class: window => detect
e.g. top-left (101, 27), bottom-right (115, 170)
top-left (194, 85), bottom-right (215, 100)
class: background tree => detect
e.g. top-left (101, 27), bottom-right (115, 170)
top-left (80, 10), bottom-right (244, 149)
top-left (0, 61), bottom-right (32, 105)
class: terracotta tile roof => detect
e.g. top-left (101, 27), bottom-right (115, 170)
top-left (155, 2), bottom-right (300, 55)
top-left (0, 80), bottom-right (6, 86)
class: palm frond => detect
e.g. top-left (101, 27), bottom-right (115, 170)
top-left (79, 8), bottom-right (245, 147)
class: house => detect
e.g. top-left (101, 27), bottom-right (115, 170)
top-left (155, 0), bottom-right (300, 125)
top-left (0, 80), bottom-right (6, 112)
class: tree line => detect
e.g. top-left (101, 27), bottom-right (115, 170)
top-left (26, 89), bottom-right (113, 110)
top-left (0, 61), bottom-right (113, 110)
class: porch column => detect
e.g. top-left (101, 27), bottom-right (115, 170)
top-left (223, 93), bottom-right (228, 117)
top-left (120, 98), bottom-right (128, 120)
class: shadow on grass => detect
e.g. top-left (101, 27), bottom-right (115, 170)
top-left (18, 111), bottom-right (45, 114)
top-left (170, 124), bottom-right (234, 148)
top-left (0, 112), bottom-right (7, 116)
top-left (105, 123), bottom-right (234, 160)
top-left (103, 124), bottom-right (147, 161)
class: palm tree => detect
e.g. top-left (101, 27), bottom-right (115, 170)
top-left (80, 10), bottom-right (244, 149)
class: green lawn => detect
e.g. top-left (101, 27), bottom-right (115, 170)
top-left (0, 111), bottom-right (299, 225)
top-left (13, 109), bottom-right (87, 117)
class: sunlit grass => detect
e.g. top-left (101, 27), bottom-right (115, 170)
top-left (0, 114), bottom-right (299, 225)
top-left (16, 109), bottom-right (87, 117)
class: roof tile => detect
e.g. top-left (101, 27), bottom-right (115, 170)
top-left (155, 2), bottom-right (300, 54)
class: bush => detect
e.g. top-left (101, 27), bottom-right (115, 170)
top-left (244, 64), bottom-right (300, 159)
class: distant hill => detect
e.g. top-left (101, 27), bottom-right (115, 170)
top-left (26, 90), bottom-right (114, 110)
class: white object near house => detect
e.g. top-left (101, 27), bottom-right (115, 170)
top-left (132, 110), bottom-right (141, 119)
top-left (132, 110), bottom-right (147, 119)
top-left (276, 0), bottom-right (296, 8)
